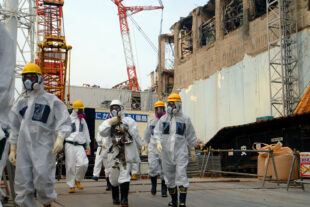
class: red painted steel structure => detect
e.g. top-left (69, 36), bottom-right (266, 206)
top-left (111, 0), bottom-right (163, 91)
top-left (36, 0), bottom-right (63, 38)
top-left (36, 0), bottom-right (70, 103)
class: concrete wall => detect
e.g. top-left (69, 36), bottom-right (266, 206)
top-left (180, 28), bottom-right (310, 143)
top-left (67, 86), bottom-right (158, 111)
top-left (172, 0), bottom-right (310, 91)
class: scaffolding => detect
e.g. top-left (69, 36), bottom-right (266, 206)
top-left (35, 0), bottom-right (71, 104)
top-left (37, 35), bottom-right (71, 103)
top-left (267, 0), bottom-right (299, 116)
top-left (0, 0), bottom-right (37, 95)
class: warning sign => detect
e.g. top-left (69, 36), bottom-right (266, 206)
top-left (300, 152), bottom-right (310, 177)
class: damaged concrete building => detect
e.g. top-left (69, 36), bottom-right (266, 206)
top-left (155, 0), bottom-right (310, 143)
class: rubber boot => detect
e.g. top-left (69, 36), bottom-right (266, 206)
top-left (75, 180), bottom-right (84, 190)
top-left (178, 186), bottom-right (187, 207)
top-left (168, 187), bottom-right (178, 207)
top-left (106, 177), bottom-right (112, 191)
top-left (68, 187), bottom-right (75, 193)
top-left (131, 174), bottom-right (138, 180)
top-left (120, 182), bottom-right (130, 207)
top-left (112, 186), bottom-right (120, 205)
top-left (150, 176), bottom-right (157, 195)
top-left (161, 179), bottom-right (167, 197)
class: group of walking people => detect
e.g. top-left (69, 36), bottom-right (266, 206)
top-left (5, 62), bottom-right (197, 207)
top-left (93, 93), bottom-right (197, 207)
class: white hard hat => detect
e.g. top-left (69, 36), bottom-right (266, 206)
top-left (110, 100), bottom-right (123, 107)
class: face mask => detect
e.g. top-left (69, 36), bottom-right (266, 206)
top-left (23, 77), bottom-right (41, 91)
top-left (24, 79), bottom-right (34, 90)
top-left (78, 113), bottom-right (85, 119)
top-left (155, 111), bottom-right (166, 119)
top-left (167, 106), bottom-right (173, 114)
top-left (111, 110), bottom-right (118, 117)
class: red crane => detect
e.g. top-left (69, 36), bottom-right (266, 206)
top-left (111, 0), bottom-right (163, 91)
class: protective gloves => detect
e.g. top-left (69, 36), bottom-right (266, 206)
top-left (52, 135), bottom-right (64, 154)
top-left (108, 117), bottom-right (119, 126)
top-left (190, 148), bottom-right (197, 162)
top-left (9, 144), bottom-right (17, 166)
top-left (157, 141), bottom-right (162, 154)
top-left (141, 145), bottom-right (146, 152)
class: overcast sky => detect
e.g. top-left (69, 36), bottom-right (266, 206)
top-left (63, 0), bottom-right (207, 90)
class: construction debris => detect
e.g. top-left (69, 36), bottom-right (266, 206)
top-left (224, 0), bottom-right (243, 35)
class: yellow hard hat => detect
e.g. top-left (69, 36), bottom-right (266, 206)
top-left (72, 100), bottom-right (85, 109)
top-left (22, 63), bottom-right (42, 75)
top-left (167, 93), bottom-right (182, 102)
top-left (154, 101), bottom-right (165, 108)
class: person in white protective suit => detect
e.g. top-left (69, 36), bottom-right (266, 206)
top-left (8, 63), bottom-right (72, 207)
top-left (154, 93), bottom-right (197, 207)
top-left (92, 132), bottom-right (112, 191)
top-left (98, 100), bottom-right (143, 207)
top-left (65, 100), bottom-right (91, 193)
top-left (0, 24), bottom-right (15, 207)
top-left (144, 100), bottom-right (168, 197)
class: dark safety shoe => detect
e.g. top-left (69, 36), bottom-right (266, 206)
top-left (168, 187), bottom-right (178, 207)
top-left (120, 182), bottom-right (130, 207)
top-left (150, 176), bottom-right (157, 195)
top-left (161, 179), bottom-right (167, 197)
top-left (93, 176), bottom-right (99, 181)
top-left (112, 186), bottom-right (120, 205)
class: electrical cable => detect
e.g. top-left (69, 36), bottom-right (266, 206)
top-left (128, 15), bottom-right (158, 54)
top-left (131, 20), bottom-right (142, 90)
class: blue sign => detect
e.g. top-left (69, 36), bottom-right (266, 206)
top-left (95, 112), bottom-right (148, 122)
top-left (95, 112), bottom-right (110, 120)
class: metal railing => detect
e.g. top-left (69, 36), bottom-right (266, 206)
top-left (200, 147), bottom-right (279, 187)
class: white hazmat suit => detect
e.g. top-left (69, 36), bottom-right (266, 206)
top-left (9, 82), bottom-right (71, 206)
top-left (65, 110), bottom-right (90, 188)
top-left (144, 117), bottom-right (164, 178)
top-left (153, 105), bottom-right (196, 188)
top-left (0, 24), bottom-right (15, 207)
top-left (93, 133), bottom-right (110, 178)
top-left (98, 116), bottom-right (143, 186)
top-left (0, 24), bottom-right (15, 140)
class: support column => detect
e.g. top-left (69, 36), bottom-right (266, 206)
top-left (192, 9), bottom-right (199, 81)
top-left (172, 22), bottom-right (180, 92)
top-left (157, 34), bottom-right (166, 100)
top-left (243, 0), bottom-right (250, 37)
top-left (215, 0), bottom-right (224, 41)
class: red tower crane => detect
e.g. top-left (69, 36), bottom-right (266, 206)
top-left (111, 0), bottom-right (163, 91)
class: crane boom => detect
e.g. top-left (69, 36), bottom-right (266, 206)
top-left (111, 0), bottom-right (163, 91)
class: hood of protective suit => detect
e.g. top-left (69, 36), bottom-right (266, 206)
top-left (167, 102), bottom-right (182, 116)
top-left (71, 109), bottom-right (78, 118)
